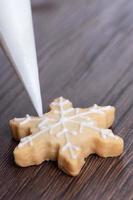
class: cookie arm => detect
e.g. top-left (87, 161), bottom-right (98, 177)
top-left (57, 130), bottom-right (124, 176)
top-left (14, 143), bottom-right (49, 167)
top-left (94, 134), bottom-right (124, 157)
top-left (85, 106), bottom-right (124, 157)
top-left (10, 117), bottom-right (40, 141)
top-left (14, 135), bottom-right (60, 167)
top-left (10, 120), bottom-right (31, 141)
top-left (58, 149), bottom-right (85, 176)
top-left (81, 106), bottom-right (116, 129)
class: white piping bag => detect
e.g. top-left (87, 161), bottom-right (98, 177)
top-left (0, 0), bottom-right (43, 116)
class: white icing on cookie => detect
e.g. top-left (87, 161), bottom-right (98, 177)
top-left (14, 114), bottom-right (31, 125)
top-left (51, 100), bottom-right (69, 106)
top-left (19, 135), bottom-right (33, 147)
top-left (17, 97), bottom-right (114, 159)
top-left (62, 142), bottom-right (80, 159)
top-left (100, 129), bottom-right (115, 139)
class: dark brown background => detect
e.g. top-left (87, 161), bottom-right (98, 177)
top-left (0, 0), bottom-right (132, 199)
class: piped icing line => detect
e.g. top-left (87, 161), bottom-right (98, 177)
top-left (61, 142), bottom-right (80, 159)
top-left (68, 106), bottom-right (106, 121)
top-left (58, 97), bottom-right (79, 159)
top-left (51, 99), bottom-right (70, 106)
top-left (53, 108), bottom-right (74, 115)
top-left (17, 97), bottom-right (115, 159)
top-left (62, 108), bottom-right (74, 114)
top-left (14, 114), bottom-right (31, 125)
top-left (18, 128), bottom-right (49, 147)
top-left (38, 117), bottom-right (58, 130)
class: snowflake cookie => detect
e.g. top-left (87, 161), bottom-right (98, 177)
top-left (10, 97), bottom-right (124, 176)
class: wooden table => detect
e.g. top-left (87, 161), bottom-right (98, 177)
top-left (0, 0), bottom-right (132, 199)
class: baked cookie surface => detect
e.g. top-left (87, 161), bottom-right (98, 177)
top-left (10, 97), bottom-right (124, 176)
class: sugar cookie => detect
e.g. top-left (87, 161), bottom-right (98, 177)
top-left (10, 97), bottom-right (124, 176)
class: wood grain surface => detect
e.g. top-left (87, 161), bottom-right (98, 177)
top-left (0, 0), bottom-right (133, 199)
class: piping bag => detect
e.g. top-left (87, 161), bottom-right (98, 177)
top-left (0, 0), bottom-right (43, 116)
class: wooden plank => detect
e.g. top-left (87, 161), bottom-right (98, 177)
top-left (0, 0), bottom-right (132, 199)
